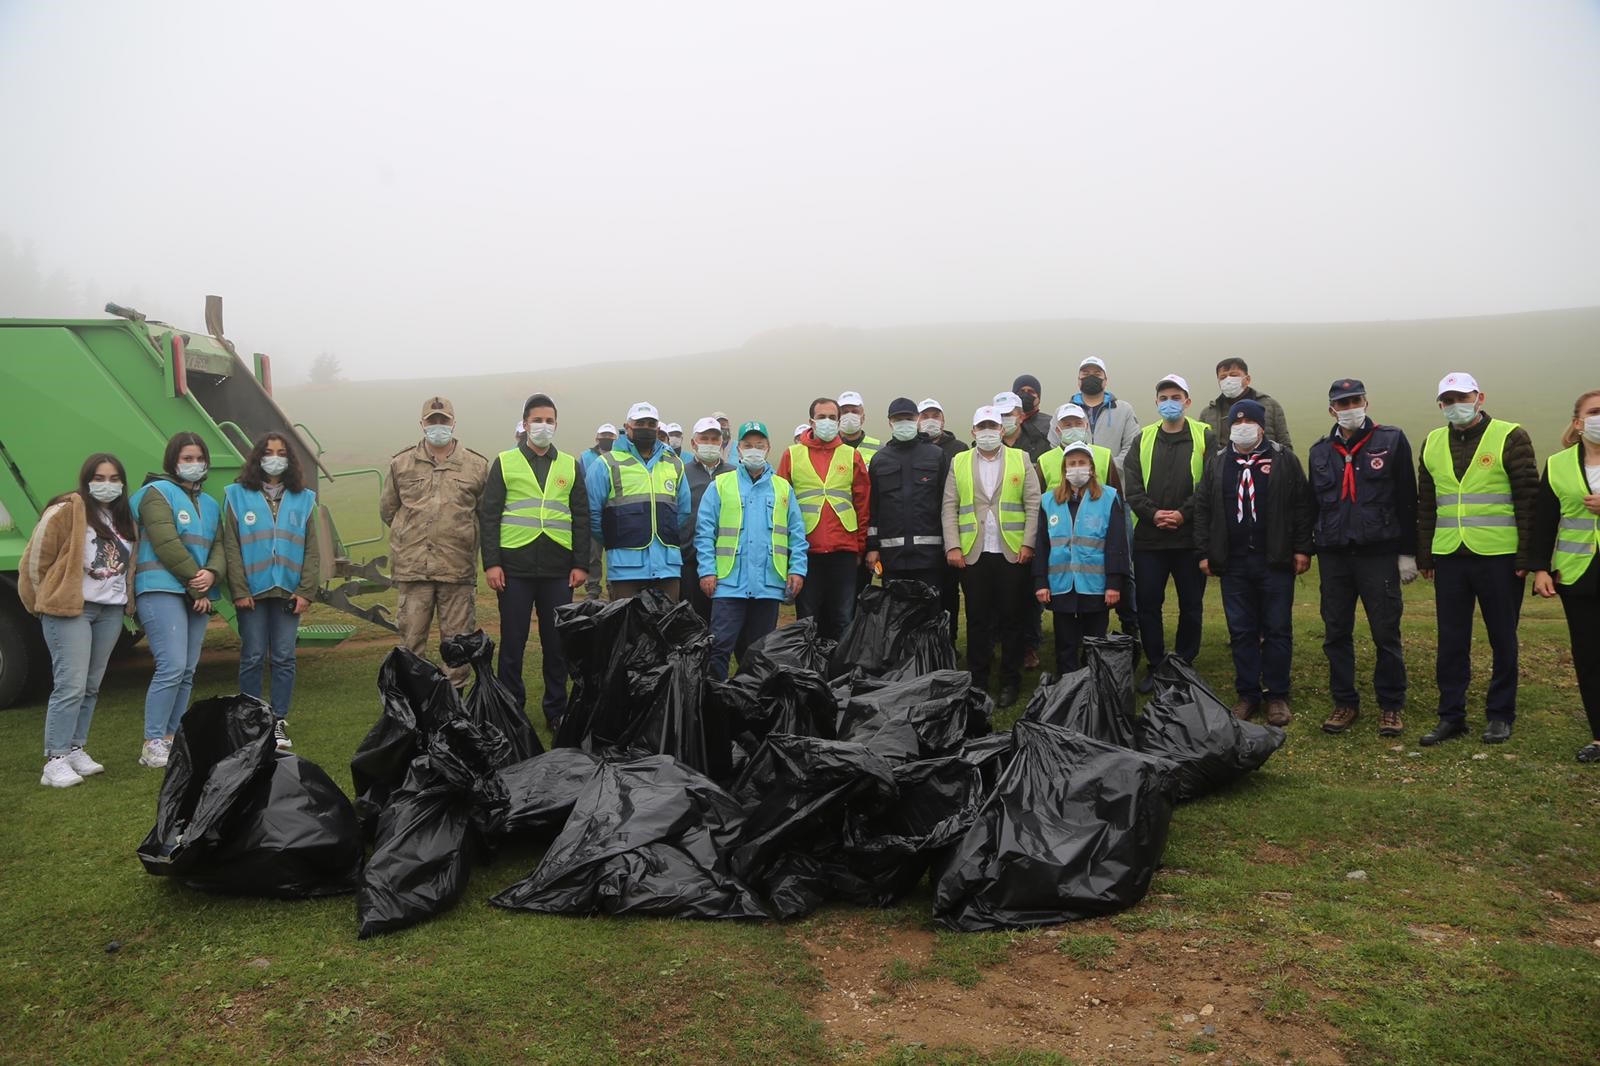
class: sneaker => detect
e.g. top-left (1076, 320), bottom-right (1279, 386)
top-left (41, 756), bottom-right (84, 788)
top-left (1322, 706), bottom-right (1359, 734)
top-left (273, 719), bottom-right (292, 750)
top-left (1378, 709), bottom-right (1404, 737)
top-left (65, 748), bottom-right (105, 776)
top-left (139, 738), bottom-right (170, 768)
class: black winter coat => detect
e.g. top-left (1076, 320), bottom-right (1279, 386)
top-left (1193, 442), bottom-right (1314, 573)
top-left (867, 438), bottom-right (950, 569)
top-left (1307, 421), bottom-right (1418, 555)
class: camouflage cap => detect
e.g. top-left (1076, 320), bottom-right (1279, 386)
top-left (420, 396), bottom-right (455, 421)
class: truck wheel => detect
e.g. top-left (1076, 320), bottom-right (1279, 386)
top-left (0, 593), bottom-right (42, 710)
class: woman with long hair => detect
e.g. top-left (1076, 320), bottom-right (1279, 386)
top-left (18, 454), bottom-right (138, 787)
top-left (222, 432), bottom-right (319, 750)
top-left (130, 431), bottom-right (225, 768)
top-left (1532, 388), bottom-right (1600, 763)
top-left (1031, 441), bottom-right (1130, 672)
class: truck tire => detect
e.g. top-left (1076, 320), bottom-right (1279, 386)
top-left (0, 590), bottom-right (42, 710)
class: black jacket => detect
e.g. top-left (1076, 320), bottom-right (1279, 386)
top-left (1194, 441), bottom-right (1314, 573)
top-left (1307, 420), bottom-right (1418, 556)
top-left (682, 456), bottom-right (735, 565)
top-left (924, 429), bottom-right (969, 461)
top-left (478, 443), bottom-right (592, 579)
top-left (1014, 410), bottom-right (1054, 462)
top-left (1415, 413), bottom-right (1539, 570)
top-left (867, 437), bottom-right (950, 569)
top-left (1123, 423), bottom-right (1216, 551)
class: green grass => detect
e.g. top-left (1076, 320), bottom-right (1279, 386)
top-left (2, 569), bottom-right (1598, 1063)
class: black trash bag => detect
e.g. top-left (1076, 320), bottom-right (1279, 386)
top-left (709, 669), bottom-right (837, 777)
top-left (1021, 635), bottom-right (1137, 748)
top-left (958, 732), bottom-right (1016, 793)
top-left (840, 755), bottom-right (987, 905)
top-left (835, 670), bottom-right (983, 762)
top-left (730, 734), bottom-right (898, 918)
top-left (490, 755), bottom-right (767, 919)
top-left (1137, 655), bottom-right (1286, 801)
top-left (137, 695), bottom-right (361, 898)
top-left (736, 617), bottom-right (836, 680)
top-left (441, 630), bottom-right (544, 761)
top-left (352, 646), bottom-right (471, 836)
top-left (828, 580), bottom-right (956, 680)
top-left (933, 719), bottom-right (1177, 931)
top-left (496, 748), bottom-right (603, 839)
top-left (356, 720), bottom-right (510, 938)
top-left (616, 640), bottom-right (732, 781)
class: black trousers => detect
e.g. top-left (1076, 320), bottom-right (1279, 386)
top-left (1557, 581), bottom-right (1600, 740)
top-left (1051, 608), bottom-right (1109, 673)
top-left (679, 558), bottom-right (713, 623)
top-left (1320, 551), bottom-right (1406, 711)
top-left (1133, 548), bottom-right (1206, 664)
top-left (941, 569), bottom-right (962, 650)
top-left (962, 553), bottom-right (1028, 689)
top-left (1433, 552), bottom-right (1524, 723)
top-left (796, 551), bottom-right (859, 642)
top-left (496, 574), bottom-right (571, 723)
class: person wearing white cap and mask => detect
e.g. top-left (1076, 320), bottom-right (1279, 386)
top-left (679, 416), bottom-right (735, 621)
top-left (836, 391), bottom-right (881, 466)
top-left (1416, 372), bottom-right (1539, 746)
top-left (793, 423), bottom-right (811, 444)
top-left (1199, 358), bottom-right (1293, 451)
top-left (1032, 442), bottom-right (1130, 672)
top-left (995, 390), bottom-right (1048, 671)
top-left (578, 423), bottom-right (619, 601)
top-left (917, 398), bottom-right (967, 461)
top-left (942, 405), bottom-right (1041, 708)
top-left (711, 411), bottom-right (732, 457)
top-left (583, 401), bottom-right (692, 601)
top-left (664, 423), bottom-right (684, 456)
top-left (1039, 404), bottom-right (1120, 492)
top-left (1071, 357), bottom-right (1141, 473)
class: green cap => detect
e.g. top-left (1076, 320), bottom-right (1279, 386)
top-left (737, 420), bottom-right (769, 442)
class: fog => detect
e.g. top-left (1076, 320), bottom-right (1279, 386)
top-left (2, 0), bottom-right (1597, 381)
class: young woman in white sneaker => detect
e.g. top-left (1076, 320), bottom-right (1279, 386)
top-left (18, 454), bottom-right (138, 788)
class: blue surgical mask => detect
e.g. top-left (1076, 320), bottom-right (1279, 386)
top-left (812, 418), bottom-right (840, 442)
top-left (1157, 399), bottom-right (1185, 423)
top-left (423, 425), bottom-right (454, 447)
top-left (176, 462), bottom-right (207, 483)
top-left (1443, 402), bottom-right (1478, 427)
top-left (260, 456), bottom-right (289, 477)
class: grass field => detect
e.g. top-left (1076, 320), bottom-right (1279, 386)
top-left (2, 570), bottom-right (1598, 1065)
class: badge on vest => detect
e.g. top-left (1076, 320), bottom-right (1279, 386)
top-left (1048, 513), bottom-right (1059, 527)
top-left (244, 511), bottom-right (258, 526)
top-left (177, 510), bottom-right (192, 524)
top-left (555, 476), bottom-right (569, 489)
top-left (1369, 457), bottom-right (1384, 471)
top-left (664, 478), bottom-right (677, 492)
top-left (1478, 453), bottom-right (1496, 469)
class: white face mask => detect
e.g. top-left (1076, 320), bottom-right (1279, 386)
top-left (423, 425), bottom-right (455, 447)
top-left (695, 442), bottom-right (723, 464)
top-left (812, 418), bottom-right (840, 442)
top-left (838, 413), bottom-right (863, 435)
top-left (974, 430), bottom-right (1003, 453)
top-left (526, 423), bottom-right (556, 447)
top-left (1335, 407), bottom-right (1367, 431)
top-left (1230, 423), bottom-right (1260, 450)
top-left (176, 461), bottom-right (208, 482)
top-left (740, 447), bottom-right (768, 472)
top-left (260, 456), bottom-right (290, 477)
top-left (88, 481), bottom-right (123, 503)
top-left (1219, 376), bottom-right (1246, 399)
top-left (890, 420), bottom-right (918, 442)
top-left (1064, 467), bottom-right (1092, 488)
top-left (668, 435), bottom-right (682, 449)
top-left (1442, 402), bottom-right (1478, 426)
top-left (1584, 414), bottom-right (1600, 445)
top-left (1058, 427), bottom-right (1089, 446)
top-left (919, 418), bottom-right (943, 436)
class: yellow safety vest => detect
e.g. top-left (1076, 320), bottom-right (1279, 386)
top-left (601, 449), bottom-right (683, 549)
top-left (498, 448), bottom-right (576, 549)
top-left (786, 443), bottom-right (859, 533)
top-left (1548, 444), bottom-right (1599, 585)
top-left (847, 434), bottom-right (882, 466)
top-left (1040, 444), bottom-right (1111, 490)
top-left (1139, 419), bottom-right (1207, 489)
top-left (1423, 419), bottom-right (1518, 556)
top-left (953, 447), bottom-right (1027, 556)
top-left (713, 470), bottom-right (791, 580)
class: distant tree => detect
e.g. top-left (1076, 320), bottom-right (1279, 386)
top-left (308, 352), bottom-right (344, 385)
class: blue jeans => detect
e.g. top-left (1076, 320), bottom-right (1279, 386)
top-left (708, 597), bottom-right (782, 679)
top-left (137, 591), bottom-right (210, 740)
top-left (237, 597), bottom-right (300, 719)
top-left (1219, 554), bottom-right (1296, 703)
top-left (40, 602), bottom-right (125, 757)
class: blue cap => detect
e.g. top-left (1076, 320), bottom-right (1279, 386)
top-left (1228, 398), bottom-right (1266, 425)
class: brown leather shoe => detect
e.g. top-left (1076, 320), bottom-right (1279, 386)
top-left (1265, 699), bottom-right (1293, 727)
top-left (1022, 648), bottom-right (1041, 671)
top-left (1231, 699), bottom-right (1260, 720)
top-left (1322, 705), bottom-right (1359, 734)
top-left (1378, 708), bottom-right (1404, 737)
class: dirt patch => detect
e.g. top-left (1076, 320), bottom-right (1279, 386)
top-left (801, 914), bottom-right (1347, 1064)
top-left (1537, 900), bottom-right (1600, 952)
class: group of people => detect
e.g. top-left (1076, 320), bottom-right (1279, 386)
top-left (20, 363), bottom-right (1600, 790)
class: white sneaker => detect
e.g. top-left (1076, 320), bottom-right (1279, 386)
top-left (66, 747), bottom-right (105, 776)
top-left (139, 738), bottom-right (170, 768)
top-left (41, 756), bottom-right (84, 788)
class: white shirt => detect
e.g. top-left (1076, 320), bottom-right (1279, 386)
top-left (1586, 464), bottom-right (1600, 494)
top-left (82, 516), bottom-right (132, 606)
top-left (976, 450), bottom-right (1004, 554)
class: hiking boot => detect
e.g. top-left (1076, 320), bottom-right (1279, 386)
top-left (139, 738), bottom-right (170, 768)
top-left (1322, 706), bottom-right (1359, 734)
top-left (65, 747), bottom-right (104, 776)
top-left (1022, 649), bottom-right (1040, 671)
top-left (273, 719), bottom-right (292, 750)
top-left (1265, 699), bottom-right (1293, 727)
top-left (1231, 699), bottom-right (1260, 720)
top-left (41, 756), bottom-right (84, 789)
top-left (1377, 709), bottom-right (1404, 737)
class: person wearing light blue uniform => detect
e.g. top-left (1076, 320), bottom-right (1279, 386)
top-left (1032, 441), bottom-right (1130, 672)
top-left (585, 402), bottom-right (693, 600)
top-left (696, 421), bottom-right (809, 678)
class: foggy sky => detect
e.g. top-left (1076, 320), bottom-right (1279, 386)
top-left (2, 0), bottom-right (1597, 380)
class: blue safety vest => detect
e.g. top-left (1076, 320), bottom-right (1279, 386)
top-left (224, 483), bottom-right (317, 596)
top-left (130, 479), bottom-right (221, 598)
top-left (1041, 487), bottom-right (1117, 596)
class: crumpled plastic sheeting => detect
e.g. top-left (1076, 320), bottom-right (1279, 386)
top-left (1138, 655), bottom-right (1286, 801)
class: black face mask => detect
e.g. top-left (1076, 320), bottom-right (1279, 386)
top-left (1020, 393), bottom-right (1039, 413)
top-left (631, 427), bottom-right (658, 452)
top-left (596, 439), bottom-right (614, 453)
top-left (1080, 377), bottom-right (1105, 397)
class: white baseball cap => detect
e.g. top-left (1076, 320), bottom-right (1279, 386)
top-left (627, 402), bottom-right (660, 421)
top-left (1079, 356), bottom-right (1108, 372)
top-left (794, 422), bottom-right (811, 438)
top-left (992, 391), bottom-right (1022, 414)
top-left (1156, 373), bottom-right (1190, 396)
top-left (515, 421), bottom-right (526, 434)
top-left (837, 390), bottom-right (865, 408)
top-left (664, 422), bottom-right (682, 435)
top-left (973, 404), bottom-right (1002, 426)
top-left (596, 423), bottom-right (618, 436)
top-left (1437, 372), bottom-right (1480, 397)
top-left (917, 397), bottom-right (943, 414)
top-left (1061, 441), bottom-right (1094, 457)
top-left (1053, 403), bottom-right (1087, 422)
top-left (692, 416), bottom-right (722, 435)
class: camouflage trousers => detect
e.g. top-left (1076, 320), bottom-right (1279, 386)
top-left (395, 580), bottom-right (477, 686)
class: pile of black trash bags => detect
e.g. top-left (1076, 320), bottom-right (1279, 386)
top-left (137, 581), bottom-right (1286, 936)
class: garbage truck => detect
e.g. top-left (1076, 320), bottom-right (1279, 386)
top-left (0, 298), bottom-right (395, 708)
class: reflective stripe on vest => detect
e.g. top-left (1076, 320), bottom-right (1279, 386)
top-left (498, 448), bottom-right (576, 550)
top-left (713, 470), bottom-right (791, 581)
top-left (601, 449), bottom-right (682, 550)
top-left (849, 435), bottom-right (882, 467)
top-left (1548, 444), bottom-right (1599, 585)
top-left (224, 483), bottom-right (316, 597)
top-left (786, 442), bottom-right (859, 533)
top-left (953, 447), bottom-right (1027, 556)
top-left (1041, 486), bottom-right (1117, 596)
top-left (131, 480), bottom-right (221, 598)
top-left (1040, 444), bottom-right (1111, 490)
top-left (1423, 419), bottom-right (1518, 556)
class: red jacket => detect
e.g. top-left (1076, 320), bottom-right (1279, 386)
top-left (775, 431), bottom-right (871, 556)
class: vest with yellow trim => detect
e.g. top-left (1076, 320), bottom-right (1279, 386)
top-left (1547, 443), bottom-right (1599, 585)
top-left (1422, 418), bottom-right (1518, 556)
top-left (846, 434), bottom-right (882, 466)
top-left (1041, 486), bottom-right (1118, 596)
top-left (130, 479), bottom-right (221, 599)
top-left (953, 446), bottom-right (1028, 556)
top-left (1040, 443), bottom-right (1112, 490)
top-left (712, 469), bottom-right (792, 582)
top-left (498, 447), bottom-right (577, 549)
top-left (786, 442), bottom-right (859, 534)
top-left (600, 447), bottom-right (684, 549)
top-left (224, 483), bottom-right (316, 597)
top-left (1132, 419), bottom-right (1207, 529)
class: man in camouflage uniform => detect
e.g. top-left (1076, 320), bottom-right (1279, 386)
top-left (380, 397), bottom-right (490, 686)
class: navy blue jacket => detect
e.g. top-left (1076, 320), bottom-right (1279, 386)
top-left (1307, 420), bottom-right (1418, 556)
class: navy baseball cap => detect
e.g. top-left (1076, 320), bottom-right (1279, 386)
top-left (1328, 378), bottom-right (1366, 402)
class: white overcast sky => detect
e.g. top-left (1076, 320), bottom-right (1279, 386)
top-left (1, 0), bottom-right (1597, 377)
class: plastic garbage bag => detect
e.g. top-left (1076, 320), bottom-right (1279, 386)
top-left (835, 670), bottom-right (988, 762)
top-left (828, 580), bottom-right (956, 680)
top-left (1021, 635), bottom-right (1137, 747)
top-left (1137, 655), bottom-right (1286, 801)
top-left (617, 641), bottom-right (731, 781)
top-left (933, 719), bottom-right (1177, 931)
top-left (441, 630), bottom-right (544, 761)
top-left (957, 732), bottom-right (1016, 792)
top-left (840, 755), bottom-right (987, 905)
top-left (490, 755), bottom-right (767, 919)
top-left (736, 617), bottom-right (836, 680)
top-left (137, 695), bottom-right (361, 898)
top-left (496, 748), bottom-right (603, 839)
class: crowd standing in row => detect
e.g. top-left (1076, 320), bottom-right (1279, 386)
top-left (18, 362), bottom-right (1600, 789)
